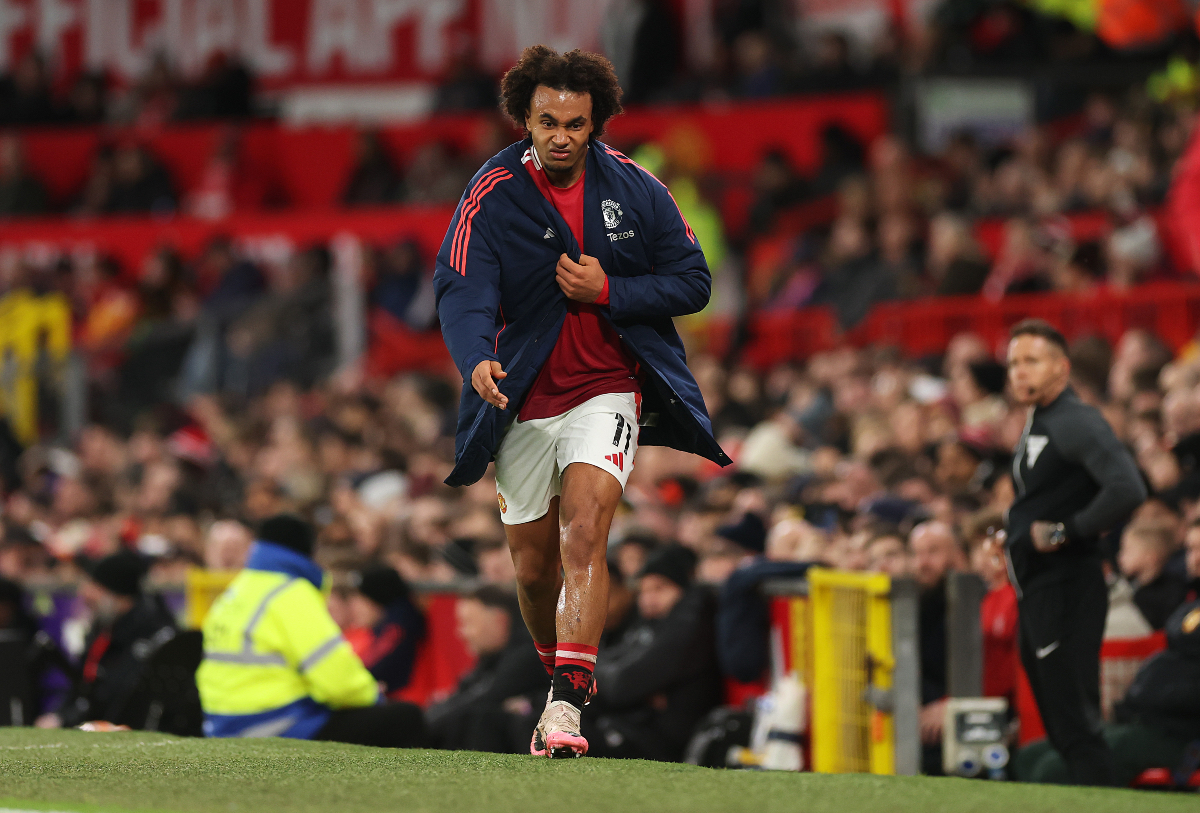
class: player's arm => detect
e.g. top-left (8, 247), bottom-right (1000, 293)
top-left (605, 180), bottom-right (711, 320)
top-left (1054, 407), bottom-right (1148, 540)
top-left (434, 171), bottom-right (510, 405)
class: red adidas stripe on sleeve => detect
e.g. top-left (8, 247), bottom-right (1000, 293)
top-left (451, 168), bottom-right (512, 275)
top-left (451, 167), bottom-right (505, 270)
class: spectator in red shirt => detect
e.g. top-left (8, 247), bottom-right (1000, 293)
top-left (966, 509), bottom-right (1019, 704)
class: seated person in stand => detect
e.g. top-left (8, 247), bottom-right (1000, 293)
top-left (1017, 598), bottom-right (1200, 785)
top-left (424, 585), bottom-right (547, 752)
top-left (601, 556), bottom-right (638, 650)
top-left (716, 518), bottom-right (820, 683)
top-left (346, 565), bottom-right (425, 697)
top-left (586, 545), bottom-right (723, 762)
top-left (1118, 522), bottom-right (1188, 630)
top-left (965, 511), bottom-right (1018, 705)
top-left (0, 575), bottom-right (74, 723)
top-left (909, 520), bottom-right (965, 775)
top-left (197, 514), bottom-right (428, 747)
top-left (36, 551), bottom-right (176, 730)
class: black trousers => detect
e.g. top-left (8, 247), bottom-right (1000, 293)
top-left (1017, 561), bottom-right (1115, 786)
top-left (313, 701), bottom-right (432, 749)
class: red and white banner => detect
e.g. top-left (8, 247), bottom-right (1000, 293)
top-left (0, 0), bottom-right (616, 89)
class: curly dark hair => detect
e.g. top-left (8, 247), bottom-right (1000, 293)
top-left (500, 45), bottom-right (624, 138)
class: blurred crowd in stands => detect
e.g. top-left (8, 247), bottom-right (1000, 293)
top-left (1, 0), bottom-right (1193, 127)
top-left (0, 40), bottom-right (1194, 334)
top-left (740, 85), bottom-right (1190, 327)
top-left (3, 311), bottom-right (1200, 772)
top-left (0, 51), bottom-right (254, 129)
top-left (0, 78), bottom-right (1192, 326)
top-left (0, 0), bottom-right (1198, 780)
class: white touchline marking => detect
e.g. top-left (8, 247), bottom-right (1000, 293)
top-left (0, 808), bottom-right (85, 813)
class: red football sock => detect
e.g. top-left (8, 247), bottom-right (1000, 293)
top-left (534, 641), bottom-right (557, 677)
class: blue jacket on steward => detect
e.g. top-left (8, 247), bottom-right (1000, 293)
top-left (433, 137), bottom-right (729, 486)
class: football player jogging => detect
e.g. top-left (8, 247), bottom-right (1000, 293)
top-left (433, 46), bottom-right (727, 758)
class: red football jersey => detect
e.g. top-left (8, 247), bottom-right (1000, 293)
top-left (518, 149), bottom-right (639, 421)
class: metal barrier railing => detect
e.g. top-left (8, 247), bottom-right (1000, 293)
top-left (764, 570), bottom-right (922, 776)
top-left (808, 569), bottom-right (894, 774)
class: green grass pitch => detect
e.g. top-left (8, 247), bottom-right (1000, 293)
top-left (0, 728), bottom-right (1194, 813)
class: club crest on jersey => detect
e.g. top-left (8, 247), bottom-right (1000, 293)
top-left (602, 199), bottom-right (623, 229)
top-left (497, 493), bottom-right (507, 514)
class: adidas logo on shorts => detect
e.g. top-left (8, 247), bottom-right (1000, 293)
top-left (604, 452), bottom-right (625, 472)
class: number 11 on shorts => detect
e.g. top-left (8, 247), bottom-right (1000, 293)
top-left (606, 413), bottom-right (632, 472)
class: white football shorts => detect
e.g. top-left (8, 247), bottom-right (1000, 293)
top-left (494, 392), bottom-right (639, 525)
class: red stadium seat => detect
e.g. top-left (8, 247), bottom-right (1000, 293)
top-left (723, 676), bottom-right (767, 708)
top-left (366, 310), bottom-right (453, 378)
top-left (1131, 767), bottom-right (1200, 790)
top-left (11, 94), bottom-right (890, 213)
top-left (391, 593), bottom-right (476, 707)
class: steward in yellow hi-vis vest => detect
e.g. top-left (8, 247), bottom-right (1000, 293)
top-left (198, 515), bottom-right (387, 740)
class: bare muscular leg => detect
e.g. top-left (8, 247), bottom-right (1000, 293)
top-left (505, 497), bottom-right (562, 647)
top-left (556, 463), bottom-right (623, 646)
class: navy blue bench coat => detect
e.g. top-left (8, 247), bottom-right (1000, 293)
top-left (434, 138), bottom-right (729, 487)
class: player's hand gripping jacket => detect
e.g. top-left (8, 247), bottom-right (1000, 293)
top-left (434, 139), bottom-right (729, 487)
top-left (197, 541), bottom-right (379, 738)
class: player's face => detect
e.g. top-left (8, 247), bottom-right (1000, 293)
top-left (526, 85), bottom-right (594, 183)
top-left (1007, 335), bottom-right (1069, 406)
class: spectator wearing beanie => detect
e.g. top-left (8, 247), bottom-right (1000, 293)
top-left (584, 545), bottom-right (723, 761)
top-left (197, 514), bottom-right (430, 747)
top-left (698, 512), bottom-right (766, 585)
top-left (959, 360), bottom-right (1008, 430)
top-left (37, 551), bottom-right (175, 729)
top-left (717, 513), bottom-right (767, 555)
top-left (346, 565), bottom-right (426, 697)
top-left (716, 515), bottom-right (815, 683)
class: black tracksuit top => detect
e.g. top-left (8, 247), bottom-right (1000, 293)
top-left (1006, 386), bottom-right (1147, 595)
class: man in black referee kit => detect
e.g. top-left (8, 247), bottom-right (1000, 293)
top-left (1004, 319), bottom-right (1147, 785)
